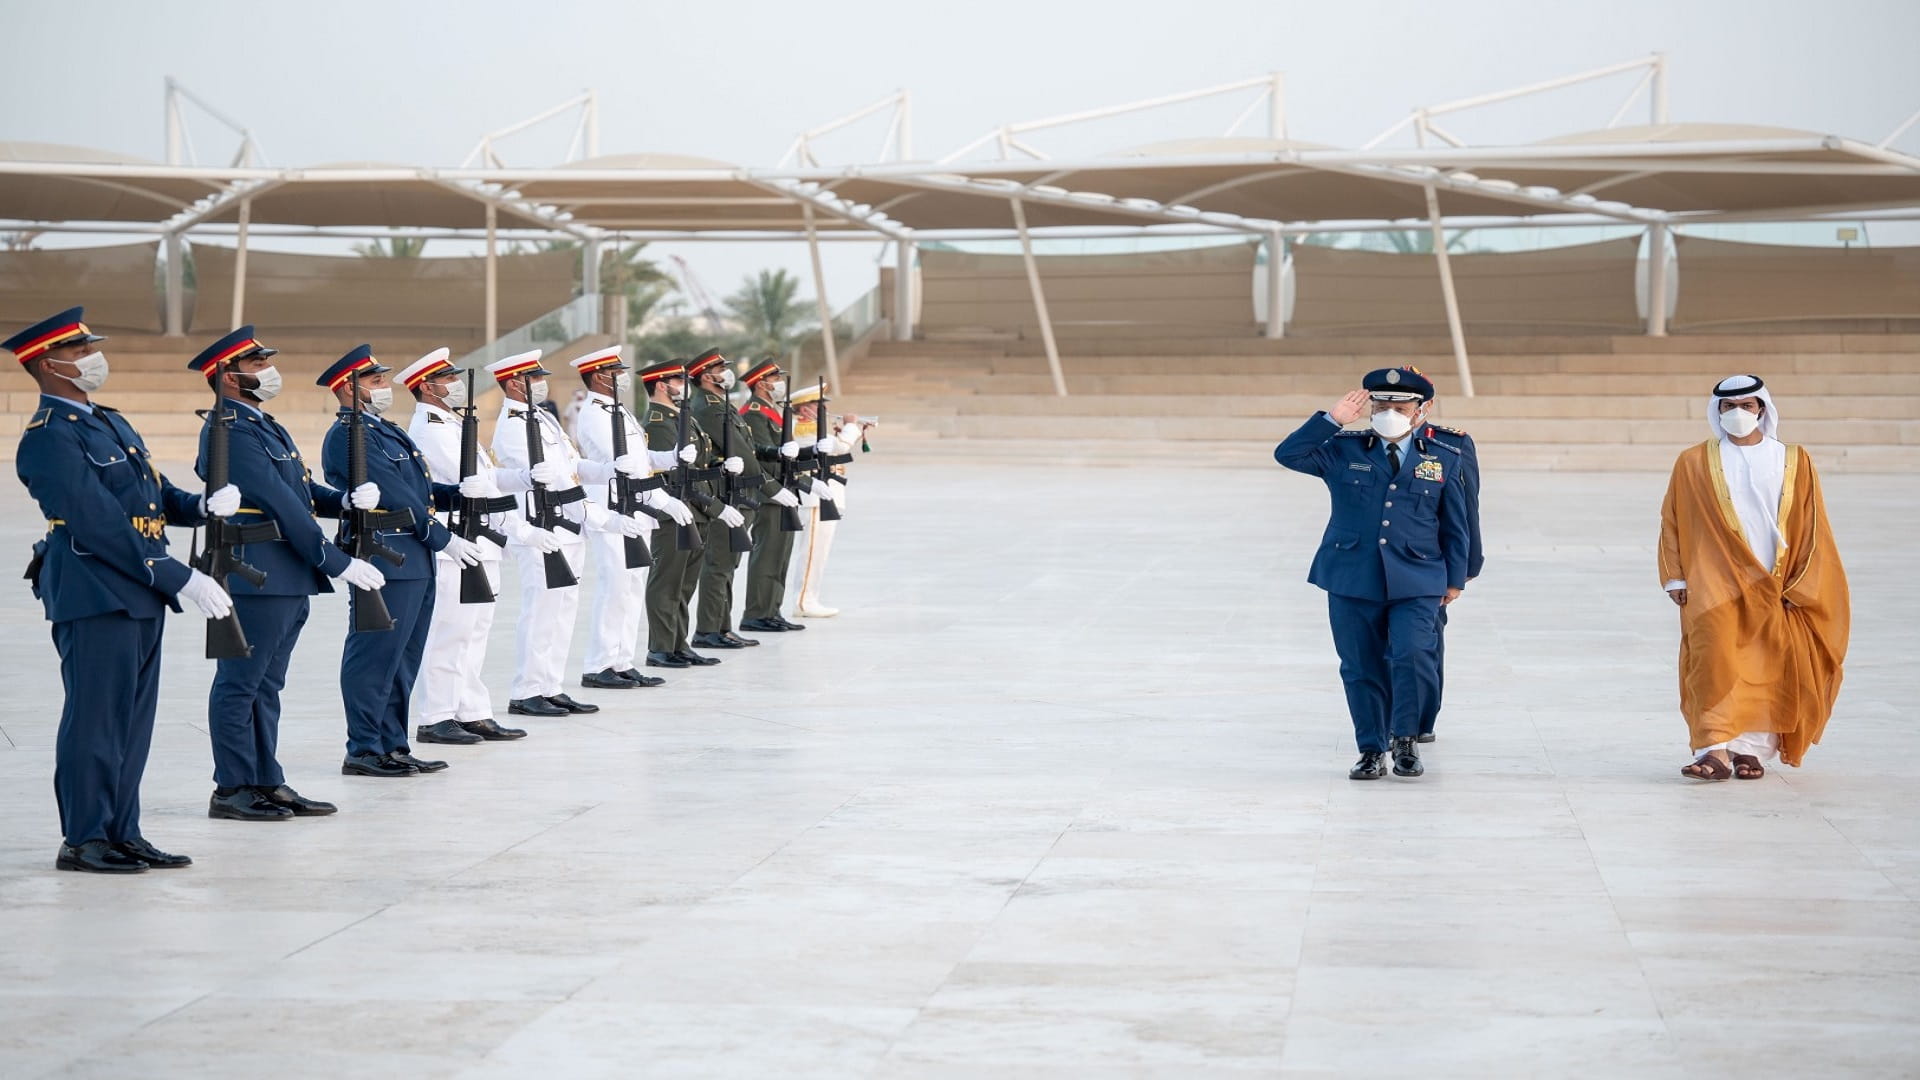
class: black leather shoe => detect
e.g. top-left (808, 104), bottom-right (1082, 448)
top-left (545, 694), bottom-right (598, 714)
top-left (692, 631), bottom-right (746, 650)
top-left (114, 838), bottom-right (191, 868)
top-left (673, 650), bottom-right (721, 666)
top-left (616, 668), bottom-right (666, 687)
top-left (209, 787), bottom-right (295, 820)
top-left (415, 719), bottom-right (484, 745)
top-left (581, 668), bottom-right (641, 689)
top-left (1416, 732), bottom-right (1437, 744)
top-left (460, 718), bottom-right (528, 741)
top-left (721, 631), bottom-right (759, 648)
top-left (1391, 737), bottom-right (1425, 778)
top-left (1348, 751), bottom-right (1389, 781)
top-left (56, 840), bottom-right (147, 874)
top-left (645, 650), bottom-right (691, 668)
top-left (257, 784), bottom-right (338, 816)
top-left (509, 696), bottom-right (568, 717)
top-left (773, 617), bottom-right (807, 631)
top-left (738, 618), bottom-right (788, 633)
top-left (342, 752), bottom-right (417, 777)
top-left (388, 751), bottom-right (448, 773)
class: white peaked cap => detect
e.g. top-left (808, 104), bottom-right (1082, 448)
top-left (396, 347), bottom-right (452, 388)
top-left (570, 345), bottom-right (626, 370)
top-left (484, 349), bottom-right (548, 380)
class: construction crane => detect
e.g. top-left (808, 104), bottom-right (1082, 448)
top-left (669, 255), bottom-right (727, 336)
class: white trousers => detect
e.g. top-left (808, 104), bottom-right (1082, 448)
top-left (415, 557), bottom-right (501, 723)
top-left (797, 484), bottom-right (846, 608)
top-left (510, 538), bottom-right (584, 700)
top-left (584, 527), bottom-right (650, 674)
top-left (1697, 731), bottom-right (1781, 762)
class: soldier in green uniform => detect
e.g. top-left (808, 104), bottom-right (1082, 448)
top-left (640, 360), bottom-right (728, 668)
top-left (736, 360), bottom-right (810, 634)
top-left (686, 349), bottom-right (801, 649)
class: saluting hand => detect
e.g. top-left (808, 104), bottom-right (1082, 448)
top-left (1329, 389), bottom-right (1370, 426)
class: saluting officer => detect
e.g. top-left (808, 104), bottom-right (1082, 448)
top-left (688, 348), bottom-right (788, 649)
top-left (400, 349), bottom-right (560, 746)
top-left (1273, 367), bottom-right (1469, 781)
top-left (10, 307), bottom-right (235, 873)
top-left (570, 346), bottom-right (696, 689)
top-left (190, 327), bottom-right (388, 820)
top-left (318, 347), bottom-right (484, 777)
top-left (640, 360), bottom-right (728, 668)
top-left (735, 360), bottom-right (809, 634)
top-left (1413, 367), bottom-right (1484, 744)
top-left (489, 350), bottom-right (647, 716)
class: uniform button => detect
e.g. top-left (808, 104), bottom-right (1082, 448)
top-left (1382, 520), bottom-right (1391, 527)
top-left (149, 503), bottom-right (156, 510)
top-left (1388, 484), bottom-right (1397, 491)
top-left (1384, 501), bottom-right (1393, 508)
top-left (1378, 538), bottom-right (1387, 546)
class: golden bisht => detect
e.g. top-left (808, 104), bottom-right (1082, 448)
top-left (1657, 386), bottom-right (1850, 767)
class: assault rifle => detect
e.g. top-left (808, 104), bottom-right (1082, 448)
top-left (341, 367), bottom-right (413, 632)
top-left (193, 357), bottom-right (280, 658)
top-left (715, 389), bottom-right (756, 554)
top-left (670, 377), bottom-right (704, 552)
top-left (810, 377), bottom-right (843, 522)
top-left (606, 368), bottom-right (657, 568)
top-left (448, 369), bottom-right (516, 603)
top-left (775, 396), bottom-right (805, 533)
top-left (519, 372), bottom-right (581, 588)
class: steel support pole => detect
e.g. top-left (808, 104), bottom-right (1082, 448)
top-left (892, 239), bottom-right (914, 341)
top-left (1646, 222), bottom-right (1670, 337)
top-left (163, 232), bottom-right (185, 336)
top-left (229, 198), bottom-right (250, 328)
top-left (1010, 199), bottom-right (1068, 397)
top-left (1423, 186), bottom-right (1475, 398)
top-left (802, 203), bottom-right (842, 391)
top-left (1263, 229), bottom-right (1286, 339)
top-left (582, 237), bottom-right (602, 297)
top-left (484, 203), bottom-right (499, 343)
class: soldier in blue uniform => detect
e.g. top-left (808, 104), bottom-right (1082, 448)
top-left (1273, 367), bottom-right (1470, 780)
top-left (9, 307), bottom-right (239, 872)
top-left (316, 347), bottom-right (481, 778)
top-left (1414, 371), bottom-right (1484, 744)
top-left (190, 327), bottom-right (392, 820)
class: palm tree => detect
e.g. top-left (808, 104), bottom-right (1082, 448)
top-left (352, 236), bottom-right (429, 258)
top-left (536, 238), bottom-right (677, 329)
top-left (724, 268), bottom-right (814, 356)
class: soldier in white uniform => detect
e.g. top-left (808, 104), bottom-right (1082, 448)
top-left (789, 383), bottom-right (870, 618)
top-left (399, 349), bottom-right (569, 745)
top-left (567, 346), bottom-right (695, 690)
top-left (486, 350), bottom-right (649, 718)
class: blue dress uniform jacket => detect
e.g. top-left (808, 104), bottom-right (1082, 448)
top-left (195, 398), bottom-right (353, 788)
top-left (1273, 412), bottom-right (1471, 599)
top-left (16, 394), bottom-right (206, 846)
top-left (320, 408), bottom-right (458, 757)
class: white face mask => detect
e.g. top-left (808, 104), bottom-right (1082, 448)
top-left (1370, 408), bottom-right (1415, 440)
top-left (57, 351), bottom-right (109, 393)
top-left (364, 386), bottom-right (393, 416)
top-left (439, 378), bottom-right (467, 410)
top-left (1719, 406), bottom-right (1760, 438)
top-left (613, 372), bottom-right (634, 399)
top-left (763, 379), bottom-right (787, 400)
top-left (247, 365), bottom-right (283, 403)
top-left (528, 380), bottom-right (550, 407)
top-left (716, 369), bottom-right (737, 391)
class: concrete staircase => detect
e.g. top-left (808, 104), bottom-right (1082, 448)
top-left (841, 334), bottom-right (1920, 472)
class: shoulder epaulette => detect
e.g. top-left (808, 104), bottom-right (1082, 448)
top-left (647, 406), bottom-right (668, 421)
top-left (1332, 429), bottom-right (1370, 437)
top-left (1423, 435), bottom-right (1464, 455)
top-left (1426, 423), bottom-right (1470, 438)
top-left (23, 406), bottom-right (51, 431)
top-left (94, 403), bottom-right (120, 414)
top-left (426, 413), bottom-right (446, 424)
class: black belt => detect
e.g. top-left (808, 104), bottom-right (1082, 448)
top-left (823, 453), bottom-right (854, 467)
top-left (689, 467), bottom-right (725, 482)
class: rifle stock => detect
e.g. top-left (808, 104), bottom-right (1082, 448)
top-left (776, 397), bottom-right (804, 533)
top-left (449, 368), bottom-right (500, 604)
top-left (715, 386), bottom-right (755, 555)
top-left (519, 373), bottom-right (579, 589)
top-left (812, 378), bottom-right (843, 522)
top-left (671, 379), bottom-right (704, 552)
top-left (343, 367), bottom-right (405, 633)
top-left (606, 369), bottom-right (653, 569)
top-left (196, 359), bottom-right (281, 659)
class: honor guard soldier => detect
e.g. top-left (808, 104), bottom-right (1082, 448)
top-left (318, 347), bottom-right (484, 777)
top-left (688, 348), bottom-right (784, 649)
top-left (1412, 366), bottom-right (1484, 744)
top-left (191, 327), bottom-right (387, 821)
top-left (1273, 367), bottom-right (1470, 781)
top-left (401, 348), bottom-right (561, 745)
top-left (570, 346), bottom-right (696, 688)
top-left (640, 360), bottom-right (729, 668)
top-left (489, 350), bottom-right (647, 716)
top-left (10, 307), bottom-right (234, 873)
top-left (790, 382), bottom-right (866, 619)
top-left (735, 360), bottom-right (809, 633)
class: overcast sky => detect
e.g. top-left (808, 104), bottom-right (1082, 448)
top-left (4, 0), bottom-right (1917, 313)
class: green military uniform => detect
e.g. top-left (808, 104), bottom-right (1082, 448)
top-left (737, 394), bottom-right (806, 625)
top-left (692, 387), bottom-right (786, 634)
top-left (643, 395), bottom-right (719, 657)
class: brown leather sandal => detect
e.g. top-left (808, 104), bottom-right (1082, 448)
top-left (1730, 753), bottom-right (1765, 780)
top-left (1681, 754), bottom-right (1732, 781)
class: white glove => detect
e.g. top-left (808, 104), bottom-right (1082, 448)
top-left (828, 479), bottom-right (847, 503)
top-left (814, 436), bottom-right (837, 454)
top-left (458, 473), bottom-right (498, 499)
top-left (528, 459), bottom-right (568, 488)
top-left (203, 484), bottom-right (241, 518)
top-left (643, 488), bottom-right (694, 526)
top-left (613, 514), bottom-right (648, 538)
top-left (779, 440), bottom-right (800, 460)
top-left (678, 443), bottom-right (698, 464)
top-left (442, 535), bottom-right (483, 567)
top-left (350, 482), bottom-right (381, 511)
top-left (716, 505), bottom-right (746, 529)
top-left (723, 455), bottom-right (744, 475)
top-left (335, 557), bottom-right (387, 591)
top-left (808, 477), bottom-right (830, 498)
top-left (837, 423), bottom-right (863, 447)
top-left (614, 453), bottom-right (647, 478)
top-left (178, 569), bottom-right (234, 619)
top-left (770, 486), bottom-right (800, 509)
top-left (508, 519), bottom-right (563, 554)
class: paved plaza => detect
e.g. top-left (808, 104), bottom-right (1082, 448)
top-left (0, 450), bottom-right (1916, 1077)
